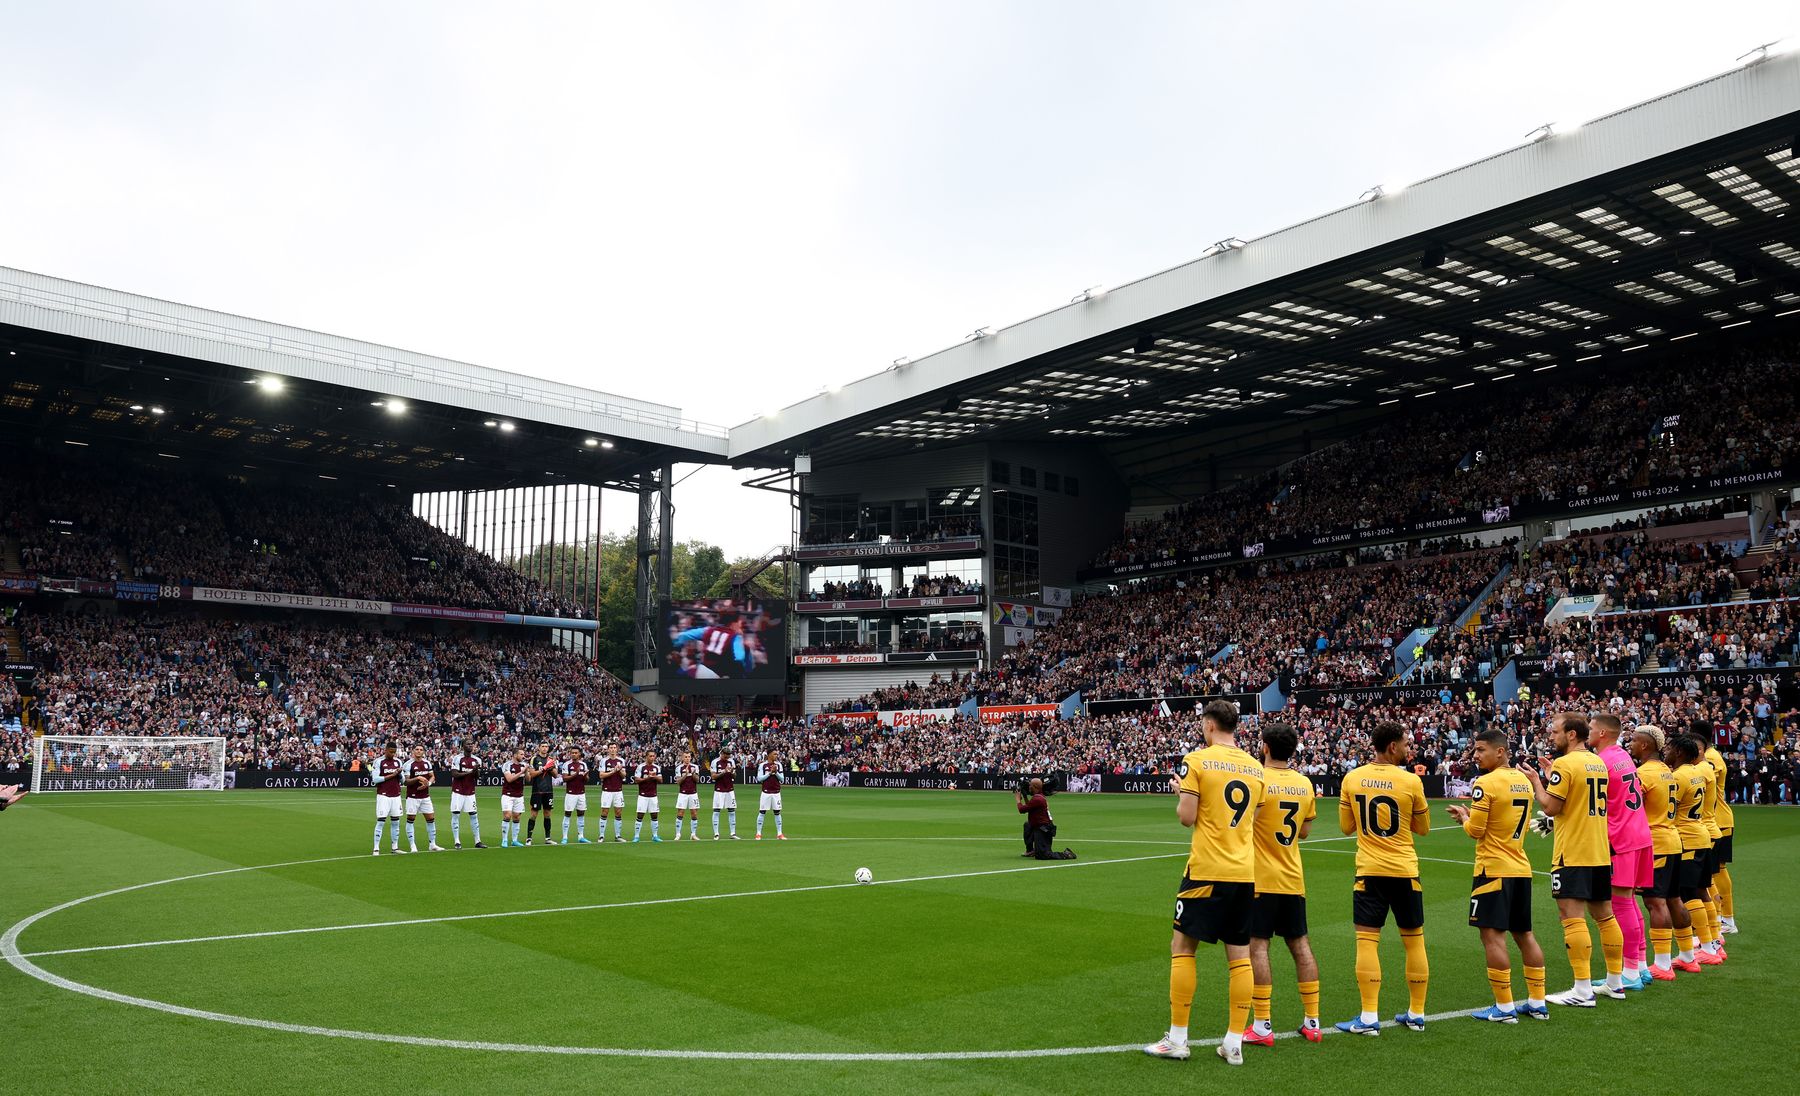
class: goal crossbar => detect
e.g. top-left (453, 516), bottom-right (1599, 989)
top-left (30, 735), bottom-right (229, 793)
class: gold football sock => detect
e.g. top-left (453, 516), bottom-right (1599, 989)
top-left (1399, 927), bottom-right (1428, 1015)
top-left (1169, 955), bottom-right (1196, 1029)
top-left (1297, 979), bottom-right (1320, 1023)
top-left (1560, 917), bottom-right (1592, 981)
top-left (1524, 964), bottom-right (1546, 1002)
top-left (1702, 894), bottom-right (1722, 943)
top-left (1251, 983), bottom-right (1272, 1024)
top-left (1715, 867), bottom-right (1734, 918)
top-left (1355, 929), bottom-right (1382, 1015)
top-left (1227, 958), bottom-right (1254, 1036)
top-left (1677, 923), bottom-right (1696, 958)
top-left (1486, 966), bottom-right (1514, 1008)
top-left (1686, 899), bottom-right (1715, 947)
top-left (1649, 927), bottom-right (1673, 965)
top-left (1596, 914), bottom-right (1624, 977)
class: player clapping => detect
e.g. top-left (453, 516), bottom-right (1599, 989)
top-left (755, 751), bottom-right (786, 840)
top-left (525, 746), bottom-right (558, 846)
top-left (632, 751), bottom-right (663, 843)
top-left (1446, 729), bottom-right (1548, 1022)
top-left (1521, 712), bottom-right (1627, 1006)
top-left (560, 746), bottom-right (591, 845)
top-left (498, 748), bottom-right (529, 849)
top-left (711, 748), bottom-right (740, 840)
top-left (673, 751), bottom-right (703, 841)
top-left (367, 742), bottom-right (405, 856)
top-left (599, 746), bottom-right (629, 842)
top-left (402, 745), bottom-right (444, 852)
top-left (447, 743), bottom-right (486, 849)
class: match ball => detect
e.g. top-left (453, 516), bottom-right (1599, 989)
top-left (854, 867), bottom-right (873, 885)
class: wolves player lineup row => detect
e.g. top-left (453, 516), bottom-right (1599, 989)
top-left (1146, 701), bottom-right (1741, 1067)
top-left (362, 743), bottom-right (789, 853)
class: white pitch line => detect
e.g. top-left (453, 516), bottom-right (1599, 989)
top-left (14, 852), bottom-right (1184, 960)
top-left (1, 844), bottom-right (1585, 1061)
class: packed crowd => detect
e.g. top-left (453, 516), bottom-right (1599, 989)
top-left (1527, 532), bottom-right (1742, 610)
top-left (0, 453), bottom-right (585, 617)
top-left (1089, 347), bottom-right (1799, 569)
top-left (18, 609), bottom-right (652, 770)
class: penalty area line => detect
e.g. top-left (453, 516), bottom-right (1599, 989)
top-left (14, 851), bottom-right (1184, 960)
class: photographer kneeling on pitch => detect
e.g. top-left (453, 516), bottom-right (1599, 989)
top-left (1016, 777), bottom-right (1076, 860)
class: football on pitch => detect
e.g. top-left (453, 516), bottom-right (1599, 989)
top-left (854, 867), bottom-right (873, 884)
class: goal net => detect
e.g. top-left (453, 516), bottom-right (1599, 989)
top-left (30, 736), bottom-right (229, 793)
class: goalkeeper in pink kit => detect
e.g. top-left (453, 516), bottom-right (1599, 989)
top-left (1592, 714), bottom-right (1654, 989)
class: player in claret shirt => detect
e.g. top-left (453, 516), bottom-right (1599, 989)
top-left (402, 745), bottom-right (444, 853)
top-left (711, 748), bottom-right (740, 840)
top-left (599, 746), bottom-right (629, 843)
top-left (498, 748), bottom-right (529, 848)
top-left (446, 743), bottom-right (486, 849)
top-left (560, 746), bottom-right (591, 845)
top-left (366, 742), bottom-right (405, 856)
top-left (632, 751), bottom-right (663, 843)
top-left (672, 751), bottom-right (703, 841)
top-left (755, 750), bottom-right (786, 840)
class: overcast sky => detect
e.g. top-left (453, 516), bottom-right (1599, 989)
top-left (4, 2), bottom-right (1793, 557)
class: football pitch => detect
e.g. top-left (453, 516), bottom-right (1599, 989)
top-left (3, 787), bottom-right (1794, 1096)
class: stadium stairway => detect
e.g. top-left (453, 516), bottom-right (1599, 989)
top-left (0, 534), bottom-right (19, 572)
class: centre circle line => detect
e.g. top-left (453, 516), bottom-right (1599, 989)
top-left (4, 849), bottom-right (1202, 1061)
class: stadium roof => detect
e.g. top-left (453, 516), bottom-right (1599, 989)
top-left (0, 267), bottom-right (728, 494)
top-left (726, 51), bottom-right (1800, 501)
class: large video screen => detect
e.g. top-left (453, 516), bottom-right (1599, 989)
top-left (659, 597), bottom-right (787, 694)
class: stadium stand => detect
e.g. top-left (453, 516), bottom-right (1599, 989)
top-left (1087, 349), bottom-right (1800, 572)
top-left (0, 452), bottom-right (588, 617)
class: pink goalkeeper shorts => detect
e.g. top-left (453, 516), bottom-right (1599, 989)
top-left (1611, 846), bottom-right (1654, 890)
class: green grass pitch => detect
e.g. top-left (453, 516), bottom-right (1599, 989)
top-left (2, 786), bottom-right (1793, 1095)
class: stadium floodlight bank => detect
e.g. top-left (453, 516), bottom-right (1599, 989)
top-left (30, 736), bottom-right (228, 793)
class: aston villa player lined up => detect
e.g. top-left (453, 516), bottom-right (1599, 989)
top-left (673, 752), bottom-right (704, 841)
top-left (712, 750), bottom-right (740, 840)
top-left (447, 744), bottom-right (486, 849)
top-left (367, 742), bottom-right (405, 856)
top-left (599, 747), bottom-right (629, 843)
top-left (498, 748), bottom-right (529, 848)
top-left (560, 747), bottom-right (591, 844)
top-left (401, 745), bottom-right (444, 853)
top-left (756, 751), bottom-right (787, 840)
top-left (633, 751), bottom-right (663, 843)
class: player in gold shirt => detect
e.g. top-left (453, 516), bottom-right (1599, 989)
top-left (1145, 700), bottom-right (1265, 1067)
top-left (1521, 711), bottom-right (1626, 1006)
top-left (1446, 728), bottom-right (1548, 1022)
top-left (1627, 725), bottom-right (1694, 978)
top-left (1243, 722), bottom-right (1321, 1047)
top-left (1667, 734), bottom-right (1723, 966)
top-left (1696, 721), bottom-right (1737, 938)
top-left (1334, 721), bottom-right (1431, 1035)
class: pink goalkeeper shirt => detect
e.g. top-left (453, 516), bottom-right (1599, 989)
top-left (1598, 743), bottom-right (1652, 854)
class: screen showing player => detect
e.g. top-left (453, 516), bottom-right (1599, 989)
top-left (659, 598), bottom-right (787, 694)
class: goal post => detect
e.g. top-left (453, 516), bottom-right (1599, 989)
top-left (30, 735), bottom-right (229, 793)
